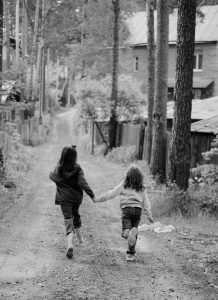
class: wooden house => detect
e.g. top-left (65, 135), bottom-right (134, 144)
top-left (125, 5), bottom-right (218, 99)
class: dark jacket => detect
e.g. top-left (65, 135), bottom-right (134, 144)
top-left (49, 163), bottom-right (95, 206)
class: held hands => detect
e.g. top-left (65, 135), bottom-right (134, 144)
top-left (148, 217), bottom-right (154, 224)
top-left (92, 196), bottom-right (104, 203)
top-left (92, 196), bottom-right (100, 203)
top-left (92, 197), bottom-right (97, 203)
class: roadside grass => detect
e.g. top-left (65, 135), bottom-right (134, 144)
top-left (83, 142), bottom-right (218, 219)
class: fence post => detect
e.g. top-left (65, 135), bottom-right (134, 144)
top-left (91, 121), bottom-right (94, 155)
top-left (138, 124), bottom-right (145, 160)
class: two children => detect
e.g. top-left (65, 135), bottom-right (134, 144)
top-left (50, 146), bottom-right (153, 261)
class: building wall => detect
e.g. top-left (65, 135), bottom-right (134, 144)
top-left (126, 42), bottom-right (218, 96)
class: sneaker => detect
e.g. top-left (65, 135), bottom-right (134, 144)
top-left (126, 254), bottom-right (135, 261)
top-left (128, 227), bottom-right (138, 248)
top-left (66, 247), bottom-right (74, 259)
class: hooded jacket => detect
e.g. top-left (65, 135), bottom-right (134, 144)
top-left (49, 163), bottom-right (95, 205)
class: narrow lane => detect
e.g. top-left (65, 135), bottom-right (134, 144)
top-left (0, 109), bottom-right (215, 300)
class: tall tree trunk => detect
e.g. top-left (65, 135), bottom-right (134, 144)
top-left (21, 0), bottom-right (28, 58)
top-left (15, 0), bottom-right (20, 69)
top-left (169, 0), bottom-right (197, 190)
top-left (0, 0), bottom-right (3, 75)
top-left (146, 0), bottom-right (155, 164)
top-left (109, 0), bottom-right (120, 150)
top-left (29, 0), bottom-right (40, 101)
top-left (150, 0), bottom-right (169, 181)
top-left (4, 0), bottom-right (10, 69)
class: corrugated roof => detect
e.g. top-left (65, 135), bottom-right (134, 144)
top-left (168, 78), bottom-right (214, 88)
top-left (191, 115), bottom-right (218, 134)
top-left (167, 96), bottom-right (218, 120)
top-left (127, 5), bottom-right (218, 46)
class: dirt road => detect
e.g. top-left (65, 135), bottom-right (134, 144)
top-left (0, 109), bottom-right (217, 300)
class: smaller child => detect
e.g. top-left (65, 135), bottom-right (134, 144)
top-left (49, 145), bottom-right (95, 259)
top-left (94, 164), bottom-right (154, 261)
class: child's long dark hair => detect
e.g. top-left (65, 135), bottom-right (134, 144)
top-left (58, 146), bottom-right (77, 174)
top-left (123, 165), bottom-right (145, 192)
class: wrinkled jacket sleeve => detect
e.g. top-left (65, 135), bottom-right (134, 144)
top-left (143, 190), bottom-right (153, 219)
top-left (95, 181), bottom-right (124, 203)
top-left (49, 169), bottom-right (57, 183)
top-left (77, 169), bottom-right (95, 199)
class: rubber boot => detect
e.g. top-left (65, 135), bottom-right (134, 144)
top-left (75, 228), bottom-right (84, 244)
top-left (66, 232), bottom-right (74, 259)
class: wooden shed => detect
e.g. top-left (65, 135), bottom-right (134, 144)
top-left (191, 115), bottom-right (218, 166)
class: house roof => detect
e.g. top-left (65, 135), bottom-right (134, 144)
top-left (127, 5), bottom-right (218, 46)
top-left (168, 78), bottom-right (214, 89)
top-left (191, 115), bottom-right (218, 134)
top-left (167, 96), bottom-right (218, 120)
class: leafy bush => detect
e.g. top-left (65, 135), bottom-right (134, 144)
top-left (202, 147), bottom-right (218, 164)
top-left (191, 164), bottom-right (217, 186)
top-left (0, 125), bottom-right (31, 191)
top-left (73, 74), bottom-right (146, 123)
top-left (189, 164), bottom-right (218, 217)
top-left (106, 146), bottom-right (137, 165)
top-left (188, 182), bottom-right (218, 217)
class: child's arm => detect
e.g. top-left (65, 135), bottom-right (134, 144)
top-left (143, 190), bottom-right (154, 223)
top-left (94, 181), bottom-right (124, 203)
top-left (78, 169), bottom-right (95, 200)
top-left (49, 168), bottom-right (58, 183)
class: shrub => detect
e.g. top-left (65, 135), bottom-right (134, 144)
top-left (188, 182), bottom-right (218, 217)
top-left (0, 126), bottom-right (31, 190)
top-left (106, 146), bottom-right (137, 165)
top-left (73, 74), bottom-right (146, 123)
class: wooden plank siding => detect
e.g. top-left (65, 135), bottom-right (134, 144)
top-left (126, 43), bottom-right (218, 97)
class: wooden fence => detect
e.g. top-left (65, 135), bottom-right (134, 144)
top-left (94, 121), bottom-right (217, 168)
top-left (0, 105), bottom-right (51, 146)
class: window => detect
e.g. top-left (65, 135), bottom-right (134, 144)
top-left (194, 54), bottom-right (203, 71)
top-left (134, 56), bottom-right (139, 72)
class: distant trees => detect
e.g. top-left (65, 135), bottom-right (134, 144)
top-left (169, 0), bottom-right (197, 190)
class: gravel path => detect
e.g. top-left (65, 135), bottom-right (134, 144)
top-left (0, 109), bottom-right (217, 300)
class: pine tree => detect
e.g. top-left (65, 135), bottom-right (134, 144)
top-left (146, 0), bottom-right (155, 164)
top-left (169, 0), bottom-right (197, 190)
top-left (150, 0), bottom-right (169, 181)
top-left (108, 0), bottom-right (120, 149)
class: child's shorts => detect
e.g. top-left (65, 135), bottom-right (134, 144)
top-left (121, 207), bottom-right (142, 238)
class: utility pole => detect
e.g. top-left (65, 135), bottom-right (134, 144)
top-left (67, 67), bottom-right (71, 107)
top-left (21, 0), bottom-right (28, 101)
top-left (39, 0), bottom-right (46, 120)
top-left (46, 47), bottom-right (50, 110)
top-left (29, 0), bottom-right (40, 101)
top-left (21, 0), bottom-right (28, 58)
top-left (56, 57), bottom-right (59, 104)
top-left (15, 0), bottom-right (20, 69)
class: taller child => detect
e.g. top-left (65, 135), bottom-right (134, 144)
top-left (49, 146), bottom-right (95, 259)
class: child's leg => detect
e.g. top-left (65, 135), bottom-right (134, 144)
top-left (121, 208), bottom-right (132, 240)
top-left (127, 208), bottom-right (142, 257)
top-left (72, 205), bottom-right (83, 244)
top-left (61, 205), bottom-right (75, 259)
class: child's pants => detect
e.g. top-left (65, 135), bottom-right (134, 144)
top-left (121, 207), bottom-right (142, 254)
top-left (61, 204), bottom-right (81, 235)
